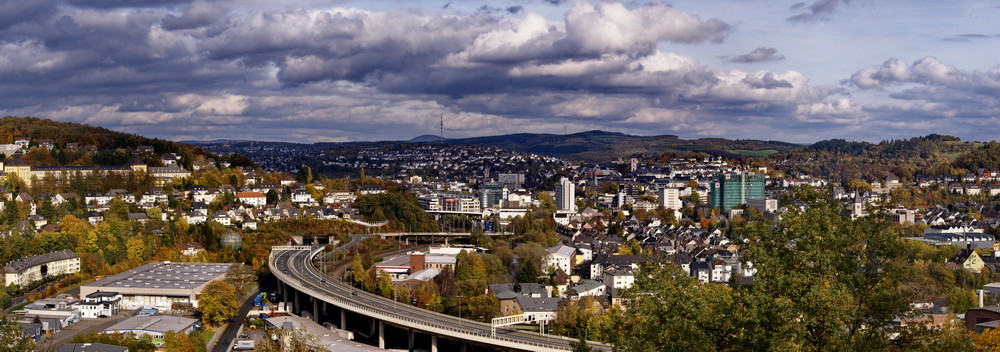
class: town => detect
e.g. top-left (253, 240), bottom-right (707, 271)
top-left (1, 128), bottom-right (999, 351)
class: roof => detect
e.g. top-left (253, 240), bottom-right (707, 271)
top-left (546, 243), bottom-right (576, 258)
top-left (236, 191), bottom-right (266, 198)
top-left (106, 315), bottom-right (197, 334)
top-left (4, 250), bottom-right (79, 274)
top-left (572, 279), bottom-right (605, 294)
top-left (55, 343), bottom-right (128, 352)
top-left (516, 296), bottom-right (560, 312)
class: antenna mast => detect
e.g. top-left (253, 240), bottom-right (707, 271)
top-left (440, 114), bottom-right (444, 145)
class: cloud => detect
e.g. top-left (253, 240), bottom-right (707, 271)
top-left (728, 47), bottom-right (785, 63)
top-left (788, 0), bottom-right (847, 23)
top-left (848, 57), bottom-right (959, 89)
top-left (0, 0), bottom-right (871, 143)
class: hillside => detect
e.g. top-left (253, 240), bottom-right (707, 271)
top-left (440, 130), bottom-right (802, 162)
top-left (0, 116), bottom-right (234, 167)
top-left (770, 134), bottom-right (983, 184)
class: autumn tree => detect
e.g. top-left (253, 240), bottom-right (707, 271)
top-left (198, 280), bottom-right (238, 327)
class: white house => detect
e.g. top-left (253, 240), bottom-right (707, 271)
top-left (236, 191), bottom-right (267, 207)
top-left (543, 243), bottom-right (575, 274)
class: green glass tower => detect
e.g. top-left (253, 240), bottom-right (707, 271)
top-left (709, 173), bottom-right (765, 210)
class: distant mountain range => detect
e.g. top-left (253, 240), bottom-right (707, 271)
top-left (405, 130), bottom-right (803, 162)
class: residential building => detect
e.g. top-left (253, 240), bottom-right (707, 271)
top-left (658, 187), bottom-right (681, 210)
top-left (556, 177), bottom-right (576, 212)
top-left (3, 250), bottom-right (81, 288)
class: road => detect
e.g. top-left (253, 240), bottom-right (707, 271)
top-left (210, 287), bottom-right (261, 352)
top-left (271, 236), bottom-right (613, 352)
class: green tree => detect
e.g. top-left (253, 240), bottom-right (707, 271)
top-left (0, 314), bottom-right (34, 351)
top-left (198, 280), bottom-right (238, 327)
top-left (455, 251), bottom-right (487, 281)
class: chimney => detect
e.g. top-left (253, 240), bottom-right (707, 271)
top-left (409, 251), bottom-right (425, 273)
top-left (979, 289), bottom-right (985, 308)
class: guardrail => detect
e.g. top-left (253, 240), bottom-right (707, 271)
top-left (270, 245), bottom-right (612, 351)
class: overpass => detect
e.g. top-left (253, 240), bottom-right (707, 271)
top-left (369, 231), bottom-right (511, 238)
top-left (270, 239), bottom-right (612, 351)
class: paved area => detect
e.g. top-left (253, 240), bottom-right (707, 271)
top-left (35, 316), bottom-right (127, 351)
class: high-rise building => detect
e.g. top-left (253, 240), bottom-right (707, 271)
top-left (709, 173), bottom-right (765, 210)
top-left (556, 177), bottom-right (576, 212)
top-left (658, 188), bottom-right (681, 210)
top-left (479, 182), bottom-right (507, 208)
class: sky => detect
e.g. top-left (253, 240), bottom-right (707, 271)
top-left (1, 0), bottom-right (1000, 144)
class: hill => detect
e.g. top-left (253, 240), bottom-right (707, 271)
top-left (771, 134), bottom-right (983, 184)
top-left (438, 130), bottom-right (802, 162)
top-left (0, 116), bottom-right (246, 168)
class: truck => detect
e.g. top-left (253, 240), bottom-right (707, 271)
top-left (233, 340), bottom-right (255, 350)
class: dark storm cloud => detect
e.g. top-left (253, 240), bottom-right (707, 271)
top-left (788, 0), bottom-right (847, 23)
top-left (0, 0), bottom-right (855, 142)
top-left (941, 33), bottom-right (997, 42)
top-left (728, 47), bottom-right (785, 63)
top-left (741, 72), bottom-right (793, 89)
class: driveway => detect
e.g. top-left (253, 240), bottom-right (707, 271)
top-left (35, 316), bottom-right (127, 351)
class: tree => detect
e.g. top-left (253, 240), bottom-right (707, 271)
top-left (350, 258), bottom-right (370, 290)
top-left (198, 280), bottom-right (238, 327)
top-left (455, 251), bottom-right (487, 282)
top-left (163, 330), bottom-right (199, 352)
top-left (0, 314), bottom-right (34, 351)
top-left (597, 187), bottom-right (974, 351)
top-left (266, 189), bottom-right (279, 204)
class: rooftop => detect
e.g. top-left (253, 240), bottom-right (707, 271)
top-left (105, 315), bottom-right (197, 333)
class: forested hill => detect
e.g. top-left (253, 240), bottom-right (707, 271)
top-left (770, 134), bottom-right (984, 183)
top-left (0, 116), bottom-right (240, 167)
top-left (442, 130), bottom-right (802, 162)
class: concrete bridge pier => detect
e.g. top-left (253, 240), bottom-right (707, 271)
top-left (293, 288), bottom-right (301, 315)
top-left (431, 335), bottom-right (438, 352)
top-left (340, 309), bottom-right (347, 330)
top-left (312, 298), bottom-right (320, 323)
top-left (408, 328), bottom-right (414, 351)
top-left (378, 321), bottom-right (385, 349)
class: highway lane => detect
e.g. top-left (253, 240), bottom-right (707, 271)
top-left (270, 237), bottom-right (613, 352)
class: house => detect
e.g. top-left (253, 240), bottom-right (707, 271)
top-left (515, 296), bottom-right (559, 323)
top-left (358, 185), bottom-right (387, 195)
top-left (323, 191), bottom-right (355, 205)
top-left (543, 243), bottom-right (576, 274)
top-left (291, 190), bottom-right (314, 204)
top-left (570, 279), bottom-right (607, 299)
top-left (176, 242), bottom-right (205, 257)
top-left (87, 212), bottom-right (104, 225)
top-left (127, 213), bottom-right (150, 223)
top-left (236, 192), bottom-right (267, 207)
top-left (212, 211), bottom-right (231, 226)
top-left (78, 291), bottom-right (121, 319)
top-left (955, 249), bottom-right (986, 273)
top-left (602, 269), bottom-right (635, 290)
top-left (16, 192), bottom-right (36, 215)
top-left (52, 193), bottom-right (80, 206)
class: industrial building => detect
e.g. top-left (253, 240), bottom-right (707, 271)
top-left (80, 262), bottom-right (233, 311)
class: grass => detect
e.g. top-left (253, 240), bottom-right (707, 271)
top-left (728, 149), bottom-right (780, 157)
top-left (942, 153), bottom-right (964, 160)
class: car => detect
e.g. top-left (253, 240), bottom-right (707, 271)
top-left (320, 279), bottom-right (325, 282)
top-left (238, 333), bottom-right (250, 339)
top-left (97, 314), bottom-right (108, 318)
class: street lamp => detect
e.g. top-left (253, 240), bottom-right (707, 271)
top-left (457, 295), bottom-right (464, 323)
